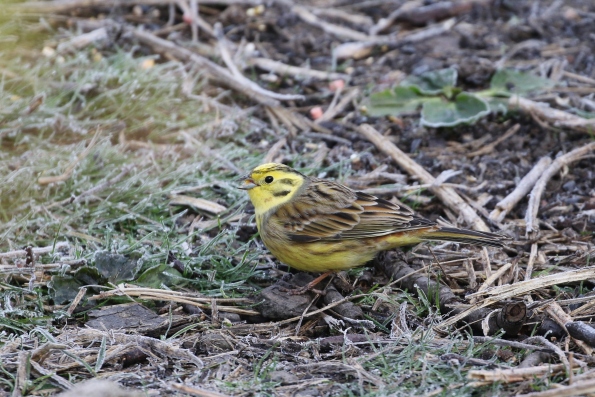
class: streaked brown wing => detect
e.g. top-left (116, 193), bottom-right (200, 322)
top-left (274, 179), bottom-right (434, 242)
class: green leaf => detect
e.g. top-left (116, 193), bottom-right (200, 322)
top-left (135, 263), bottom-right (185, 289)
top-left (94, 251), bottom-right (143, 283)
top-left (490, 69), bottom-right (554, 96)
top-left (401, 68), bottom-right (457, 95)
top-left (421, 92), bottom-right (490, 127)
top-left (366, 86), bottom-right (429, 117)
top-left (49, 267), bottom-right (103, 305)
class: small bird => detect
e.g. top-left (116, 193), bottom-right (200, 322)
top-left (239, 163), bottom-right (503, 291)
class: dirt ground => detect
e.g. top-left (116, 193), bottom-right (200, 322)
top-left (1, 0), bottom-right (595, 396)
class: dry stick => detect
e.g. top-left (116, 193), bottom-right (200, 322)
top-left (437, 266), bottom-right (595, 329)
top-left (509, 95), bottom-right (595, 134)
top-left (248, 58), bottom-right (348, 81)
top-left (79, 328), bottom-right (203, 368)
top-left (472, 336), bottom-right (557, 354)
top-left (545, 302), bottom-right (593, 355)
top-left (489, 156), bottom-right (552, 223)
top-left (292, 5), bottom-right (372, 41)
top-left (317, 88), bottom-right (360, 123)
top-left (38, 129), bottom-right (101, 185)
top-left (516, 378), bottom-right (595, 397)
top-left (214, 23), bottom-right (304, 103)
top-left (89, 288), bottom-right (257, 315)
top-left (128, 28), bottom-right (279, 107)
top-left (525, 243), bottom-right (539, 282)
top-left (0, 242), bottom-right (70, 259)
top-left (29, 360), bottom-right (74, 391)
top-left (481, 247), bottom-right (492, 279)
top-left (263, 138), bottom-right (287, 163)
top-left (373, 0), bottom-right (490, 34)
top-left (56, 27), bottom-right (108, 54)
top-left (12, 352), bottom-right (30, 397)
top-left (473, 263), bottom-right (513, 300)
top-left (562, 70), bottom-right (595, 86)
top-left (174, 0), bottom-right (214, 38)
top-left (358, 124), bottom-right (491, 231)
top-left (468, 364), bottom-right (567, 383)
top-left (171, 383), bottom-right (228, 397)
top-left (66, 287), bottom-right (88, 317)
top-left (369, 0), bottom-right (423, 35)
top-left (335, 18), bottom-right (456, 60)
top-left (524, 335), bottom-right (571, 376)
top-left (12, 0), bottom-right (262, 13)
top-left (525, 141), bottom-right (595, 234)
top-left (466, 124), bottom-right (520, 158)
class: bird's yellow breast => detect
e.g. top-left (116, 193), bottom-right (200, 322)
top-left (257, 212), bottom-right (426, 272)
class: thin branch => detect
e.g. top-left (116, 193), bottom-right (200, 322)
top-left (525, 141), bottom-right (595, 234)
top-left (489, 156), bottom-right (552, 223)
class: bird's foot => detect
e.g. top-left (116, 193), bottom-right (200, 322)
top-left (279, 271), bottom-right (334, 295)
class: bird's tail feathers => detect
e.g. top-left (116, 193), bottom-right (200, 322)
top-left (421, 227), bottom-right (505, 247)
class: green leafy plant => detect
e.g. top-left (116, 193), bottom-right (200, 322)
top-left (365, 68), bottom-right (554, 127)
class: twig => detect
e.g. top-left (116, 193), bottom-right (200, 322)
top-left (524, 335), bottom-right (571, 375)
top-left (369, 0), bottom-right (423, 35)
top-left (335, 18), bottom-right (456, 60)
top-left (66, 287), bottom-right (88, 317)
top-left (466, 124), bottom-right (520, 157)
top-left (12, 352), bottom-right (30, 397)
top-left (489, 156), bottom-right (552, 223)
top-left (171, 383), bottom-right (228, 397)
top-left (128, 28), bottom-right (281, 106)
top-left (214, 23), bottom-right (304, 102)
top-left (474, 263), bottom-right (512, 298)
top-left (248, 58), bottom-right (348, 81)
top-left (525, 141), bottom-right (595, 234)
top-left (525, 243), bottom-right (538, 281)
top-left (509, 95), bottom-right (595, 134)
top-left (174, 0), bottom-right (214, 38)
top-left (437, 266), bottom-right (595, 329)
top-left (516, 378), bottom-right (595, 397)
top-left (263, 137), bottom-right (287, 163)
top-left (472, 336), bottom-right (555, 354)
top-left (79, 328), bottom-right (204, 368)
top-left (468, 363), bottom-right (567, 383)
top-left (545, 302), bottom-right (593, 355)
top-left (374, 0), bottom-right (490, 31)
top-left (292, 5), bottom-right (372, 41)
top-left (562, 70), bottom-right (595, 86)
top-left (317, 87), bottom-right (359, 123)
top-left (357, 124), bottom-right (491, 232)
top-left (12, 0), bottom-right (262, 13)
top-left (0, 242), bottom-right (70, 259)
top-left (89, 286), bottom-right (257, 315)
top-left (30, 360), bottom-right (74, 391)
top-left (56, 27), bottom-right (109, 53)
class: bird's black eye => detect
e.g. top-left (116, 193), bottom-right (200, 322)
top-left (264, 176), bottom-right (274, 183)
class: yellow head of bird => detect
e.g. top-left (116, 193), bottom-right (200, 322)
top-left (238, 163), bottom-right (305, 213)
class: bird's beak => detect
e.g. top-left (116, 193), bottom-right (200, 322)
top-left (237, 174), bottom-right (258, 190)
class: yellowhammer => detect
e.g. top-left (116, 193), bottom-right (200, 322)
top-left (239, 163), bottom-right (503, 289)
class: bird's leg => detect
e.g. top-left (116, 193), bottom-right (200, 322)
top-left (282, 271), bottom-right (334, 295)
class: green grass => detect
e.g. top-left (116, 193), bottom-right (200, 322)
top-left (0, 26), bottom-right (271, 334)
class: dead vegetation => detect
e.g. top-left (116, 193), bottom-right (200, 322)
top-left (1, 0), bottom-right (595, 396)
